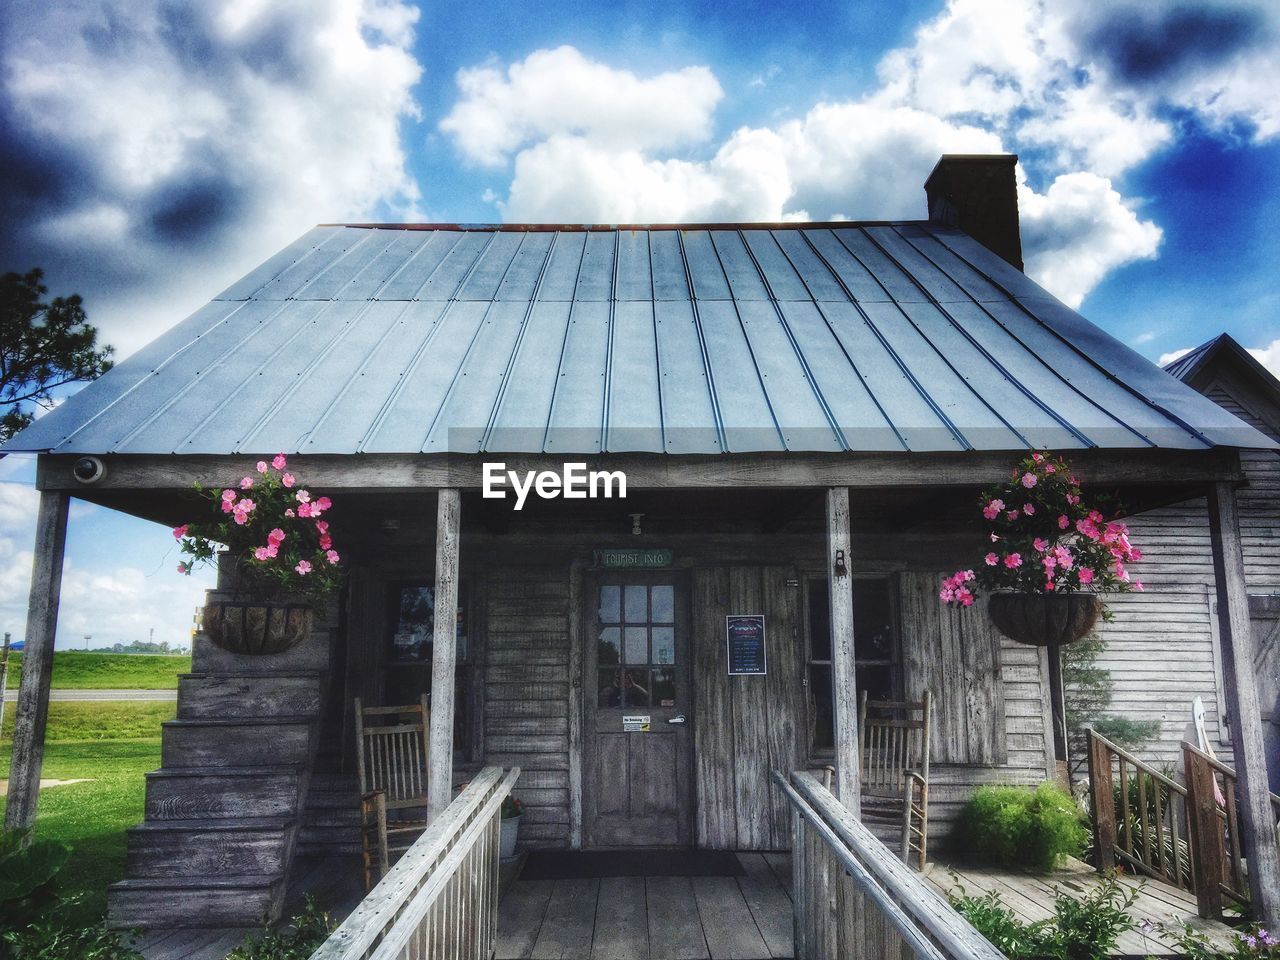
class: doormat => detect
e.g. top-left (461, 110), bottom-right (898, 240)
top-left (519, 850), bottom-right (745, 881)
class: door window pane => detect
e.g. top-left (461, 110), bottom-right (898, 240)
top-left (624, 627), bottom-right (648, 665)
top-left (810, 664), bottom-right (833, 751)
top-left (624, 585), bottom-right (648, 622)
top-left (853, 580), bottom-right (895, 661)
top-left (650, 585), bottom-right (674, 623)
top-left (652, 668), bottom-right (677, 707)
top-left (651, 626), bottom-right (675, 665)
top-left (599, 668), bottom-right (623, 707)
top-left (621, 668), bottom-right (650, 707)
top-left (598, 627), bottom-right (620, 666)
top-left (599, 586), bottom-right (621, 624)
top-left (807, 580), bottom-right (831, 662)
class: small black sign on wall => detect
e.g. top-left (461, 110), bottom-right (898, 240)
top-left (726, 615), bottom-right (767, 675)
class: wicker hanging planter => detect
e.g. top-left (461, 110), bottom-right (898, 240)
top-left (202, 600), bottom-right (314, 655)
top-left (987, 593), bottom-right (1102, 647)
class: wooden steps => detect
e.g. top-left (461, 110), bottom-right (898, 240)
top-left (109, 595), bottom-right (337, 929)
top-left (296, 772), bottom-right (362, 855)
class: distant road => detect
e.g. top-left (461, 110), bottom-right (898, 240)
top-left (45, 689), bottom-right (178, 702)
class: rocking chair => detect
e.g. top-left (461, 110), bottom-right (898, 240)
top-left (858, 690), bottom-right (931, 870)
top-left (355, 695), bottom-right (430, 890)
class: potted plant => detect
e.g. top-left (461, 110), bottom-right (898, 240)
top-left (939, 450), bottom-right (1143, 643)
top-left (174, 454), bottom-right (343, 655)
top-left (500, 795), bottom-right (523, 860)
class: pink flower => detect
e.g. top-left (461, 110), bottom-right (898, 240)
top-left (1033, 538), bottom-right (1049, 553)
top-left (298, 502), bottom-right (313, 518)
top-left (326, 550), bottom-right (340, 564)
top-left (273, 454), bottom-right (287, 470)
top-left (296, 490), bottom-right (311, 504)
top-left (266, 544), bottom-right (279, 559)
top-left (240, 476), bottom-right (254, 490)
top-left (314, 496), bottom-right (331, 512)
top-left (268, 528), bottom-right (286, 545)
top-left (285, 509), bottom-right (295, 518)
top-left (1045, 580), bottom-right (1056, 591)
top-left (990, 532), bottom-right (1000, 542)
top-left (172, 524), bottom-right (188, 540)
top-left (982, 498), bottom-right (1006, 521)
top-left (1022, 503), bottom-right (1035, 516)
top-left (256, 461), bottom-right (269, 474)
top-left (1134, 581), bottom-right (1144, 592)
top-left (1032, 453), bottom-right (1044, 463)
top-left (177, 562), bottom-right (189, 575)
top-left (984, 552), bottom-right (998, 566)
top-left (295, 560), bottom-right (312, 575)
top-left (235, 498), bottom-right (255, 515)
top-left (1066, 493), bottom-right (1080, 505)
top-left (315, 520), bottom-right (329, 535)
top-left (254, 547), bottom-right (270, 561)
top-left (221, 500), bottom-right (234, 514)
top-left (1006, 510), bottom-right (1019, 521)
top-left (221, 489), bottom-right (237, 503)
top-left (1004, 553), bottom-right (1022, 569)
top-left (1078, 567), bottom-right (1095, 585)
top-left (319, 534), bottom-right (332, 550)
top-left (234, 512), bottom-right (249, 526)
top-left (1021, 472), bottom-right (1037, 488)
top-left (1044, 464), bottom-right (1055, 474)
top-left (282, 473), bottom-right (295, 488)
top-left (1058, 514), bottom-right (1070, 530)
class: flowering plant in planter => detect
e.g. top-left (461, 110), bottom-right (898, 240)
top-left (174, 454), bottom-right (342, 608)
top-left (939, 451), bottom-right (1143, 611)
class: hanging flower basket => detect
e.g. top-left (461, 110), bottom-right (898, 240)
top-left (202, 600), bottom-right (314, 655)
top-left (987, 592), bottom-right (1102, 648)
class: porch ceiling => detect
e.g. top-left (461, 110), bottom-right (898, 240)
top-left (4, 223), bottom-right (1273, 459)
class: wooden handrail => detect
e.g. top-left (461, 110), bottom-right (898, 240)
top-left (775, 769), bottom-right (1007, 960)
top-left (310, 765), bottom-right (519, 960)
top-left (1182, 742), bottom-right (1280, 812)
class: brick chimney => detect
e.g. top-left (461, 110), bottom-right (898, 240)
top-left (923, 154), bottom-right (1023, 271)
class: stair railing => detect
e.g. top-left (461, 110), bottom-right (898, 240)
top-left (774, 769), bottom-right (1007, 960)
top-left (309, 765), bottom-right (518, 960)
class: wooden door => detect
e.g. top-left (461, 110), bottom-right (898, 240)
top-left (584, 573), bottom-right (693, 847)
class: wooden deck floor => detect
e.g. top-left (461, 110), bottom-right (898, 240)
top-left (496, 853), bottom-right (794, 960)
top-left (924, 857), bottom-right (1238, 957)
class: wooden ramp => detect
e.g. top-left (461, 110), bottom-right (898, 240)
top-left (497, 853), bottom-right (793, 960)
top-left (925, 857), bottom-right (1238, 957)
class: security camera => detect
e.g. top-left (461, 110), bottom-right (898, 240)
top-left (73, 456), bottom-right (107, 484)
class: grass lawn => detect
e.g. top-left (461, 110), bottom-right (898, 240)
top-left (4, 651), bottom-right (190, 689)
top-left (1, 702), bottom-right (170, 922)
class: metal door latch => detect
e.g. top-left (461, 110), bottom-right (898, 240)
top-left (667, 714), bottom-right (687, 724)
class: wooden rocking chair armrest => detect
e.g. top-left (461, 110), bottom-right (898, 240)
top-left (361, 789), bottom-right (386, 803)
top-left (360, 789), bottom-right (387, 818)
top-left (902, 770), bottom-right (928, 787)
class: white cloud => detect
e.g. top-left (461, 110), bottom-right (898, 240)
top-left (2, 0), bottom-right (424, 355)
top-left (440, 46), bottom-right (723, 167)
top-left (1158, 347), bottom-right (1194, 367)
top-left (0, 481), bottom-right (215, 650)
top-left (1247, 339), bottom-right (1280, 381)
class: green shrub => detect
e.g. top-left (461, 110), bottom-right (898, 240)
top-left (950, 873), bottom-right (1137, 960)
top-left (0, 895), bottom-right (143, 960)
top-left (226, 897), bottom-right (335, 960)
top-left (0, 830), bottom-right (70, 926)
top-left (951, 783), bottom-right (1088, 873)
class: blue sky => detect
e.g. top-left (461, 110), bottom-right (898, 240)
top-left (1, 0), bottom-right (1278, 648)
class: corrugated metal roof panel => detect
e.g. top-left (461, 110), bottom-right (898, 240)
top-left (6, 222), bottom-right (1275, 458)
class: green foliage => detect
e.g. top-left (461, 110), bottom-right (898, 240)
top-left (0, 268), bottom-right (113, 444)
top-left (1153, 921), bottom-right (1280, 960)
top-left (951, 873), bottom-right (1137, 960)
top-left (951, 783), bottom-right (1088, 873)
top-left (1063, 634), bottom-right (1159, 783)
top-left (2, 702), bottom-right (174, 742)
top-left (0, 895), bottom-right (142, 960)
top-left (0, 830), bottom-right (70, 927)
top-left (3, 652), bottom-right (189, 691)
top-left (502, 795), bottom-right (524, 819)
top-left (226, 898), bottom-right (335, 960)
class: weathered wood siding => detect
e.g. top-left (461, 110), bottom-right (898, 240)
top-left (899, 573), bottom-right (1054, 834)
top-left (1092, 379), bottom-right (1280, 769)
top-left (692, 566), bottom-right (805, 851)
top-left (483, 566), bottom-right (572, 848)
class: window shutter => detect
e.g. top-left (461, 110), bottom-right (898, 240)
top-left (898, 572), bottom-right (1007, 765)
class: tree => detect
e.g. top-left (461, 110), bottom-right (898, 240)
top-left (1, 269), bottom-right (113, 444)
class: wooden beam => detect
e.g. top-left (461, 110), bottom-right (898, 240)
top-left (1206, 481), bottom-right (1280, 923)
top-left (567, 559), bottom-right (585, 849)
top-left (35, 448), bottom-right (1243, 494)
top-left (3, 490), bottom-right (69, 833)
top-left (826, 487), bottom-right (860, 811)
top-left (427, 489), bottom-right (462, 822)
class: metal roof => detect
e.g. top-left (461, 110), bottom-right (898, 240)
top-left (6, 223), bottom-right (1274, 456)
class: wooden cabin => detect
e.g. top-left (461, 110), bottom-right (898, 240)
top-left (1094, 334), bottom-right (1280, 779)
top-left (3, 154), bottom-right (1277, 933)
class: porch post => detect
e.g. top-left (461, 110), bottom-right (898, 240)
top-left (1207, 481), bottom-right (1280, 923)
top-left (826, 487), bottom-right (860, 811)
top-left (427, 488), bottom-right (462, 822)
top-left (4, 489), bottom-right (69, 833)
